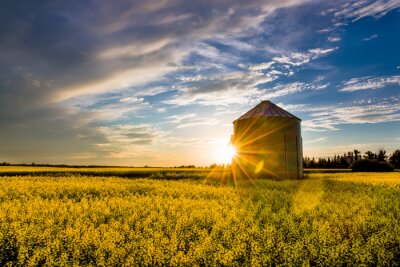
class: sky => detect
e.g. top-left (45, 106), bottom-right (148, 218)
top-left (0, 0), bottom-right (399, 166)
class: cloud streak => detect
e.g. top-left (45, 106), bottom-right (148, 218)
top-left (272, 48), bottom-right (338, 67)
top-left (339, 75), bottom-right (400, 92)
top-left (262, 79), bottom-right (329, 99)
top-left (302, 99), bottom-right (400, 131)
top-left (334, 0), bottom-right (400, 21)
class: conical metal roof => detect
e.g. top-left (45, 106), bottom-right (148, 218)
top-left (235, 100), bottom-right (301, 122)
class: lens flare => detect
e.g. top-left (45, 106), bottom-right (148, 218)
top-left (217, 145), bottom-right (237, 164)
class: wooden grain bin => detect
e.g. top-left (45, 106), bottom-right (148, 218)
top-left (231, 100), bottom-right (303, 179)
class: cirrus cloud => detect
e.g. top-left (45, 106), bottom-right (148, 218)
top-left (339, 75), bottom-right (400, 92)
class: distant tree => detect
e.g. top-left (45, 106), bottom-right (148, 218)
top-left (309, 157), bottom-right (316, 168)
top-left (333, 154), bottom-right (339, 168)
top-left (354, 150), bottom-right (361, 161)
top-left (389, 149), bottom-right (400, 169)
top-left (340, 154), bottom-right (349, 168)
top-left (327, 157), bottom-right (331, 168)
top-left (303, 148), bottom-right (400, 169)
top-left (377, 148), bottom-right (387, 162)
top-left (347, 152), bottom-right (355, 164)
top-left (303, 157), bottom-right (311, 168)
top-left (364, 151), bottom-right (375, 160)
top-left (352, 159), bottom-right (393, 172)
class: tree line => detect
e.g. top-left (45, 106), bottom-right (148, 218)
top-left (303, 148), bottom-right (400, 169)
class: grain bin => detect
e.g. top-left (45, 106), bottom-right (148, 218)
top-left (231, 100), bottom-right (303, 179)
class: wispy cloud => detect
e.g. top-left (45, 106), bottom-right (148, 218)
top-left (303, 99), bottom-right (400, 131)
top-left (167, 113), bottom-right (219, 128)
top-left (168, 113), bottom-right (197, 123)
top-left (247, 61), bottom-right (275, 71)
top-left (327, 36), bottom-right (341, 42)
top-left (165, 46), bottom-right (337, 106)
top-left (304, 137), bottom-right (328, 144)
top-left (95, 124), bottom-right (168, 159)
top-left (318, 0), bottom-right (400, 42)
top-left (272, 48), bottom-right (338, 67)
top-left (262, 80), bottom-right (329, 99)
top-left (163, 71), bottom-right (265, 106)
top-left (98, 124), bottom-right (165, 146)
top-left (339, 75), bottom-right (400, 92)
top-left (246, 47), bottom-right (337, 73)
top-left (119, 96), bottom-right (144, 103)
top-left (176, 118), bottom-right (219, 129)
top-left (53, 53), bottom-right (183, 102)
top-left (334, 0), bottom-right (400, 21)
top-left (68, 95), bottom-right (151, 122)
top-left (363, 34), bottom-right (378, 41)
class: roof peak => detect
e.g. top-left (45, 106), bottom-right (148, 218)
top-left (234, 100), bottom-right (301, 122)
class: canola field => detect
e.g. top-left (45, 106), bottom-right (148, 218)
top-left (0, 166), bottom-right (215, 180)
top-left (0, 168), bottom-right (399, 266)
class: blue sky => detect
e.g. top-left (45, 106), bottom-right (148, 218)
top-left (0, 0), bottom-right (399, 166)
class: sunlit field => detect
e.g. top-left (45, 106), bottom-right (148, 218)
top-left (0, 168), bottom-right (399, 265)
top-left (0, 166), bottom-right (224, 180)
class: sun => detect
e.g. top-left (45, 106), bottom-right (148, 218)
top-left (216, 145), bottom-right (237, 164)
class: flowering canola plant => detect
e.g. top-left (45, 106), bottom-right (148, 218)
top-left (0, 171), bottom-right (399, 266)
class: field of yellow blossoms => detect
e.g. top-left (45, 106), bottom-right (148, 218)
top-left (0, 167), bottom-right (399, 266)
